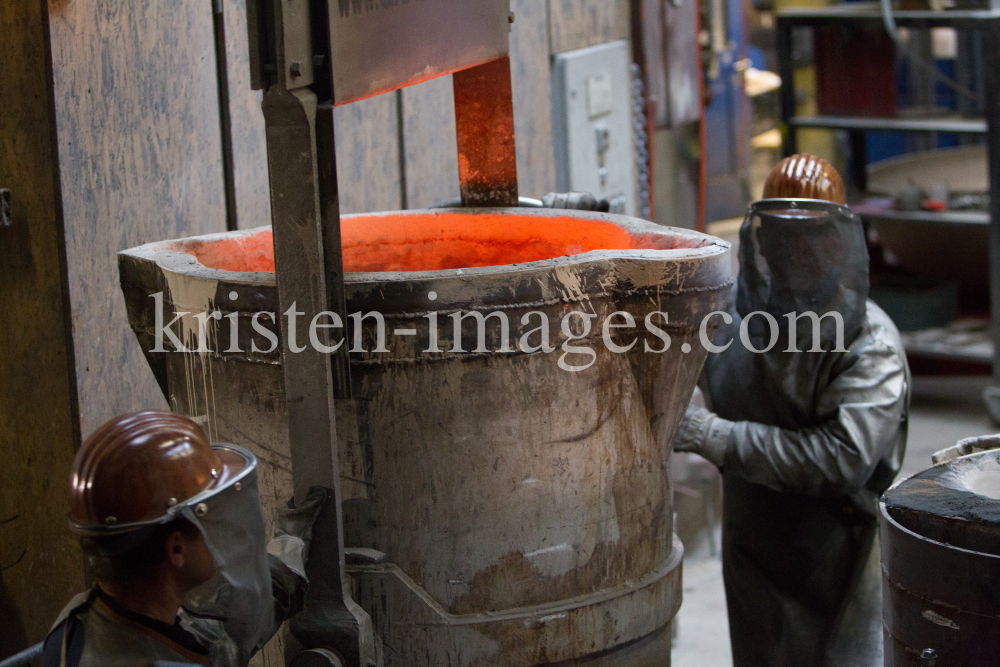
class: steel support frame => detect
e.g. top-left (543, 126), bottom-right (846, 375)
top-left (776, 11), bottom-right (1000, 406)
top-left (776, 19), bottom-right (797, 156)
top-left (259, 1), bottom-right (374, 664)
top-left (254, 1), bottom-right (518, 664)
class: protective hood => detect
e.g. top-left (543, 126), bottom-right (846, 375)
top-left (180, 443), bottom-right (274, 667)
top-left (737, 198), bottom-right (869, 348)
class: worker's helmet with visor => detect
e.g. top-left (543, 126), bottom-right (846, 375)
top-left (738, 154), bottom-right (870, 347)
top-left (68, 410), bottom-right (274, 663)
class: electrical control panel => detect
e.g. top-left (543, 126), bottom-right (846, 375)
top-left (551, 41), bottom-right (637, 216)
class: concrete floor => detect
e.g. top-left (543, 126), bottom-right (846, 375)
top-left (670, 374), bottom-right (997, 667)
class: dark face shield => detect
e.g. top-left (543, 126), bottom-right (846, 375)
top-left (180, 444), bottom-right (274, 666)
top-left (737, 199), bottom-right (869, 348)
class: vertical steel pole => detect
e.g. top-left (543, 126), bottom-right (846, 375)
top-left (776, 18), bottom-right (797, 157)
top-left (259, 1), bottom-right (374, 664)
top-left (984, 20), bottom-right (1000, 389)
top-left (211, 0), bottom-right (239, 231)
top-left (849, 131), bottom-right (868, 195)
top-left (316, 102), bottom-right (352, 401)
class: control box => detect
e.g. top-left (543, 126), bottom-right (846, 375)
top-left (551, 40), bottom-right (637, 216)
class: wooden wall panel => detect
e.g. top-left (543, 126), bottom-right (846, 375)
top-left (401, 78), bottom-right (460, 209)
top-left (510, 0), bottom-right (557, 198)
top-left (548, 0), bottom-right (630, 55)
top-left (335, 93), bottom-right (403, 214)
top-left (223, 0), bottom-right (272, 230)
top-left (0, 0), bottom-right (86, 650)
top-left (48, 0), bottom-right (230, 437)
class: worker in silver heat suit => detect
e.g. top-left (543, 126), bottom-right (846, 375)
top-left (674, 155), bottom-right (910, 667)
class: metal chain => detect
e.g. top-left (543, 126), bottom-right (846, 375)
top-left (631, 63), bottom-right (652, 220)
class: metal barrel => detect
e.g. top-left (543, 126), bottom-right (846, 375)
top-left (119, 208), bottom-right (732, 666)
top-left (881, 448), bottom-right (1000, 667)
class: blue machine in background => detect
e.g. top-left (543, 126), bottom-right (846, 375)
top-left (702, 0), bottom-right (751, 222)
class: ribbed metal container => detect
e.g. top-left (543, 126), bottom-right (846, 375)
top-left (119, 208), bottom-right (732, 666)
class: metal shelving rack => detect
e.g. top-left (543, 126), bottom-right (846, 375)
top-left (776, 3), bottom-right (1000, 384)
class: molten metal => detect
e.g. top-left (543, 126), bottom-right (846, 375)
top-left (167, 210), bottom-right (697, 274)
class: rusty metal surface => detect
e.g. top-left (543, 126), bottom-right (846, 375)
top-left (547, 619), bottom-right (672, 667)
top-left (453, 57), bottom-right (519, 207)
top-left (881, 451), bottom-right (1000, 667)
top-left (118, 208), bottom-right (732, 666)
top-left (327, 0), bottom-right (511, 105)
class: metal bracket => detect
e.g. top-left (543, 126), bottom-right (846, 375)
top-left (1, 189), bottom-right (11, 227)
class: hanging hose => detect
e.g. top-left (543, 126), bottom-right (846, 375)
top-left (879, 0), bottom-right (982, 104)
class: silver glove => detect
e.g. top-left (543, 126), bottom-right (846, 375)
top-left (541, 191), bottom-right (610, 212)
top-left (674, 404), bottom-right (734, 467)
top-left (267, 486), bottom-right (329, 580)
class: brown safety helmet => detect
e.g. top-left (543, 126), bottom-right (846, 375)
top-left (68, 411), bottom-right (249, 536)
top-left (762, 153), bottom-right (846, 205)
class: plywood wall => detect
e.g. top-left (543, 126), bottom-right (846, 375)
top-left (401, 77), bottom-right (461, 208)
top-left (335, 93), bottom-right (403, 214)
top-left (223, 0), bottom-right (272, 230)
top-left (48, 0), bottom-right (234, 437)
top-left (0, 0), bottom-right (268, 645)
top-left (548, 0), bottom-right (631, 55)
top-left (0, 0), bottom-right (86, 651)
top-left (510, 0), bottom-right (558, 198)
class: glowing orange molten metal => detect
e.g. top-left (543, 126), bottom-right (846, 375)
top-left (171, 211), bottom-right (695, 273)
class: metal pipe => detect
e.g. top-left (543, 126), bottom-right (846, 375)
top-left (0, 643), bottom-right (43, 667)
top-left (211, 0), bottom-right (238, 232)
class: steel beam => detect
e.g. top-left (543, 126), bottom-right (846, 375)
top-left (260, 0), bottom-right (374, 663)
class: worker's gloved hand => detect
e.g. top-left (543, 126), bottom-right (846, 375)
top-left (673, 404), bottom-right (735, 468)
top-left (267, 486), bottom-right (330, 580)
top-left (541, 191), bottom-right (611, 212)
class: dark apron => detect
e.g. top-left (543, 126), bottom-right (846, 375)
top-left (722, 475), bottom-right (878, 667)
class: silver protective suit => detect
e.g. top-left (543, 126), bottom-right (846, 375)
top-left (699, 199), bottom-right (910, 667)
